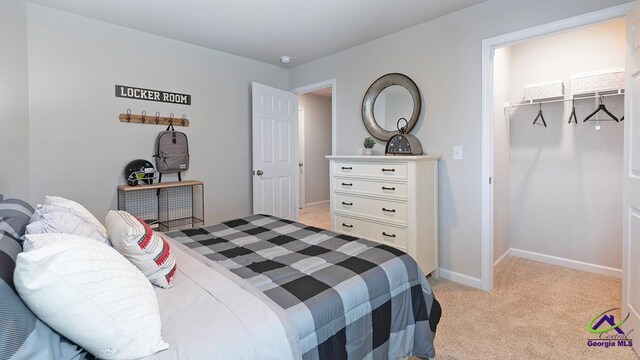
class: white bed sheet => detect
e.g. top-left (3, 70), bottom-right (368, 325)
top-left (144, 237), bottom-right (298, 360)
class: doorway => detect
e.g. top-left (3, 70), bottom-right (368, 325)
top-left (494, 18), bottom-right (625, 271)
top-left (292, 80), bottom-right (336, 229)
top-left (481, 4), bottom-right (632, 291)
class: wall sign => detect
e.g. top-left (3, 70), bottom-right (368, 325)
top-left (115, 85), bottom-right (191, 105)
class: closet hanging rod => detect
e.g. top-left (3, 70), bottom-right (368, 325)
top-left (504, 89), bottom-right (624, 108)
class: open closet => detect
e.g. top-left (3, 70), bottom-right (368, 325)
top-left (492, 18), bottom-right (625, 276)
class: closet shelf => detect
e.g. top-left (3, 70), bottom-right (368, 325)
top-left (504, 88), bottom-right (624, 109)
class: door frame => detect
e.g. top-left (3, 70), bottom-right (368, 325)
top-left (290, 79), bottom-right (337, 217)
top-left (480, 3), bottom-right (632, 291)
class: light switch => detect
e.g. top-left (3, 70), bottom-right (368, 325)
top-left (453, 146), bottom-right (463, 160)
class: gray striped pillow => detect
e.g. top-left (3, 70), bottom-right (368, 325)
top-left (0, 197), bottom-right (34, 238)
top-left (1, 230), bottom-right (85, 359)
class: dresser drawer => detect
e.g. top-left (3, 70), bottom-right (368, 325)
top-left (333, 178), bottom-right (408, 198)
top-left (334, 194), bottom-right (407, 224)
top-left (333, 161), bottom-right (407, 179)
top-left (334, 215), bottom-right (408, 250)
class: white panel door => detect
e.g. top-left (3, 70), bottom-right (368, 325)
top-left (624, 2), bottom-right (640, 356)
top-left (252, 82), bottom-right (298, 219)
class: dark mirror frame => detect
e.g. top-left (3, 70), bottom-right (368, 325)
top-left (361, 73), bottom-right (422, 141)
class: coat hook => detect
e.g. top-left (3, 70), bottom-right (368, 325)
top-left (155, 111), bottom-right (160, 124)
top-left (169, 113), bottom-right (174, 125)
top-left (181, 114), bottom-right (186, 126)
top-left (126, 109), bottom-right (132, 122)
top-left (141, 110), bottom-right (146, 124)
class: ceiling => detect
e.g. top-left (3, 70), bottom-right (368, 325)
top-left (29, 0), bottom-right (488, 67)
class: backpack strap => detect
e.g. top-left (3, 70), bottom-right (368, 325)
top-left (166, 123), bottom-right (175, 131)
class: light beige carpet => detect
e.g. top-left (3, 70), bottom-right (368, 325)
top-left (299, 202), bottom-right (331, 230)
top-left (298, 206), bottom-right (634, 359)
top-left (428, 257), bottom-right (637, 360)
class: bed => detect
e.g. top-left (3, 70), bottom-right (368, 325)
top-left (2, 194), bottom-right (440, 360)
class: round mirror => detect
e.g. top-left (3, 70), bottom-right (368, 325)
top-left (362, 73), bottom-right (421, 141)
top-left (373, 85), bottom-right (414, 131)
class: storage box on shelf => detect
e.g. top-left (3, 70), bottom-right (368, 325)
top-left (117, 180), bottom-right (204, 232)
top-left (326, 155), bottom-right (441, 277)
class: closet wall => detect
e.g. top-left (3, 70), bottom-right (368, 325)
top-left (493, 47), bottom-right (512, 264)
top-left (497, 19), bottom-right (625, 271)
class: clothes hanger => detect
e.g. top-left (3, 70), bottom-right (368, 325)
top-left (583, 96), bottom-right (619, 123)
top-left (568, 99), bottom-right (578, 124)
top-left (533, 102), bottom-right (547, 127)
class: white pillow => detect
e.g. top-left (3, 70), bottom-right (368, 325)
top-left (45, 196), bottom-right (108, 238)
top-left (106, 210), bottom-right (177, 288)
top-left (15, 234), bottom-right (169, 359)
top-left (26, 204), bottom-right (110, 244)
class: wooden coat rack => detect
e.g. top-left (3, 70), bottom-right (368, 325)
top-left (119, 110), bottom-right (189, 127)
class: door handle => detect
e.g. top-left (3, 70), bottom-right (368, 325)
top-left (299, 163), bottom-right (303, 167)
top-left (256, 170), bottom-right (264, 176)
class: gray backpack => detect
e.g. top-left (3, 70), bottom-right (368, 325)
top-left (154, 124), bottom-right (189, 182)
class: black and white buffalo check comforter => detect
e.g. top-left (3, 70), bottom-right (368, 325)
top-left (167, 214), bottom-right (441, 360)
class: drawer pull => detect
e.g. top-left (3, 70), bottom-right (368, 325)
top-left (381, 186), bottom-right (396, 191)
top-left (341, 183), bottom-right (353, 187)
top-left (382, 208), bottom-right (396, 213)
top-left (341, 166), bottom-right (353, 170)
top-left (342, 223), bottom-right (354, 228)
top-left (381, 168), bottom-right (396, 172)
top-left (342, 201), bottom-right (353, 206)
top-left (382, 232), bottom-right (397, 238)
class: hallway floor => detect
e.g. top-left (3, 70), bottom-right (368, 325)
top-left (299, 201), bottom-right (330, 230)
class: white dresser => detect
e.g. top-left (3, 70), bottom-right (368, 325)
top-left (326, 155), bottom-right (441, 277)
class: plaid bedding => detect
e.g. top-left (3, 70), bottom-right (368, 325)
top-left (167, 214), bottom-right (441, 360)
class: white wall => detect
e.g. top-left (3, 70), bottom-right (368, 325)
top-left (492, 47), bottom-right (512, 264)
top-left (507, 19), bottom-right (625, 269)
top-left (299, 93), bottom-right (332, 204)
top-left (26, 4), bottom-right (289, 223)
top-left (289, 0), bottom-right (628, 279)
top-left (0, 0), bottom-right (30, 200)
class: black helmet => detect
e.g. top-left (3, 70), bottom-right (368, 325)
top-left (124, 159), bottom-right (156, 186)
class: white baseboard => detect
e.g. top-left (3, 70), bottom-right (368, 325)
top-left (494, 249), bottom-right (511, 266)
top-left (303, 200), bottom-right (329, 207)
top-left (438, 268), bottom-right (483, 289)
top-left (510, 248), bottom-right (621, 278)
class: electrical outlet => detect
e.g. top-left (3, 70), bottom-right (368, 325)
top-left (453, 146), bottom-right (463, 160)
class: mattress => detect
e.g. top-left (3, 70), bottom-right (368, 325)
top-left (166, 214), bottom-right (440, 359)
